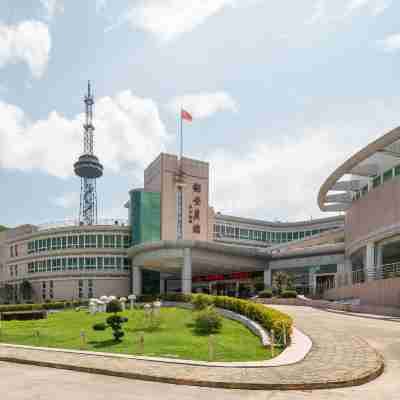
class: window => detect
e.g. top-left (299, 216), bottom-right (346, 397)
top-left (79, 235), bottom-right (84, 248)
top-left (240, 229), bottom-right (249, 240)
top-left (67, 236), bottom-right (73, 248)
top-left (193, 196), bottom-right (201, 206)
top-left (193, 183), bottom-right (201, 192)
top-left (88, 280), bottom-right (93, 298)
top-left (123, 235), bottom-right (130, 248)
top-left (395, 165), bottom-right (400, 177)
top-left (97, 257), bottom-right (103, 270)
top-left (97, 235), bottom-right (103, 248)
top-left (116, 235), bottom-right (122, 248)
top-left (300, 231), bottom-right (305, 239)
top-left (61, 236), bottom-right (67, 249)
top-left (78, 280), bottom-right (83, 299)
top-left (293, 232), bottom-right (299, 240)
top-left (79, 257), bottom-right (85, 270)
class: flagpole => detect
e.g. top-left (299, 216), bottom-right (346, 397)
top-left (180, 107), bottom-right (183, 160)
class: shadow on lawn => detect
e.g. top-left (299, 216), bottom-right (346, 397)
top-left (87, 339), bottom-right (121, 349)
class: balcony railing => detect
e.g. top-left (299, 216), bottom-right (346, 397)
top-left (378, 262), bottom-right (400, 279)
top-left (37, 218), bottom-right (129, 231)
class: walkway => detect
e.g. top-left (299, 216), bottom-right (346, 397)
top-left (0, 306), bottom-right (383, 391)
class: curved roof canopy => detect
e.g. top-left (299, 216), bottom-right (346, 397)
top-left (318, 126), bottom-right (400, 212)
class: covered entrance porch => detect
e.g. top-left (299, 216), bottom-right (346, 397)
top-left (128, 240), bottom-right (269, 296)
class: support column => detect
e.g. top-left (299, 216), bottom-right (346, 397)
top-left (376, 245), bottom-right (383, 279)
top-left (160, 278), bottom-right (165, 295)
top-left (181, 248), bottom-right (192, 294)
top-left (365, 242), bottom-right (376, 281)
top-left (132, 266), bottom-right (142, 296)
top-left (263, 268), bottom-right (272, 288)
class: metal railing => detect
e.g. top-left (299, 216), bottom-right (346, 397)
top-left (378, 262), bottom-right (400, 279)
top-left (37, 218), bottom-right (129, 231)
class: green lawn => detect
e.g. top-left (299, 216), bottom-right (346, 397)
top-left (0, 308), bottom-right (278, 362)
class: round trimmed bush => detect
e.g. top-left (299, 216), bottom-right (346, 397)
top-left (280, 290), bottom-right (297, 298)
top-left (191, 294), bottom-right (213, 310)
top-left (93, 322), bottom-right (107, 331)
top-left (194, 306), bottom-right (222, 334)
top-left (258, 289), bottom-right (273, 298)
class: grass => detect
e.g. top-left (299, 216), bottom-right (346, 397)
top-left (0, 307), bottom-right (280, 362)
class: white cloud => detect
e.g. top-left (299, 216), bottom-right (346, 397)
top-left (111, 0), bottom-right (259, 41)
top-left (0, 21), bottom-right (51, 78)
top-left (306, 0), bottom-right (391, 24)
top-left (345, 0), bottom-right (391, 16)
top-left (379, 33), bottom-right (400, 52)
top-left (167, 92), bottom-right (238, 119)
top-left (96, 0), bottom-right (107, 13)
top-left (40, 0), bottom-right (64, 20)
top-left (0, 91), bottom-right (169, 178)
top-left (208, 99), bottom-right (400, 221)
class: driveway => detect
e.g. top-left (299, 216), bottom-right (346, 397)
top-left (1, 306), bottom-right (399, 399)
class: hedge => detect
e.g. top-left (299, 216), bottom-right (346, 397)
top-left (280, 290), bottom-right (297, 298)
top-left (160, 293), bottom-right (293, 347)
top-left (0, 300), bottom-right (88, 313)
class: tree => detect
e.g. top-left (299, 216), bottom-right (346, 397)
top-left (273, 271), bottom-right (289, 295)
top-left (20, 280), bottom-right (33, 302)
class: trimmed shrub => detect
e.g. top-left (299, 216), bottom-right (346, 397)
top-left (258, 289), bottom-right (273, 298)
top-left (280, 290), bottom-right (297, 299)
top-left (160, 293), bottom-right (191, 303)
top-left (106, 299), bottom-right (122, 313)
top-left (254, 281), bottom-right (265, 292)
top-left (191, 294), bottom-right (213, 310)
top-left (93, 322), bottom-right (107, 331)
top-left (194, 306), bottom-right (222, 334)
top-left (106, 314), bottom-right (127, 342)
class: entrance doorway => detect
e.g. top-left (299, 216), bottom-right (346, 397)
top-left (316, 274), bottom-right (335, 295)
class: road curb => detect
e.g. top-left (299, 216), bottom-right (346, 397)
top-left (0, 350), bottom-right (384, 391)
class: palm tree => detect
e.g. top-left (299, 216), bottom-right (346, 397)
top-left (273, 271), bottom-right (288, 295)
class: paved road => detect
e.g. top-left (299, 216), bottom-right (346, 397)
top-left (1, 306), bottom-right (399, 399)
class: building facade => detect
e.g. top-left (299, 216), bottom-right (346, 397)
top-left (0, 222), bottom-right (131, 303)
top-left (0, 150), bottom-right (349, 303)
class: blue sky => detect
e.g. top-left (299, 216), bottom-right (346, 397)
top-left (1, 0), bottom-right (400, 227)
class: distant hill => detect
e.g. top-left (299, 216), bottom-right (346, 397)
top-left (0, 225), bottom-right (8, 232)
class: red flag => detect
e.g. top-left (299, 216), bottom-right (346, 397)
top-left (181, 109), bottom-right (192, 122)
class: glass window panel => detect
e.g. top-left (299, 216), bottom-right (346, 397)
top-left (116, 235), bottom-right (122, 248)
top-left (97, 235), bottom-right (103, 248)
